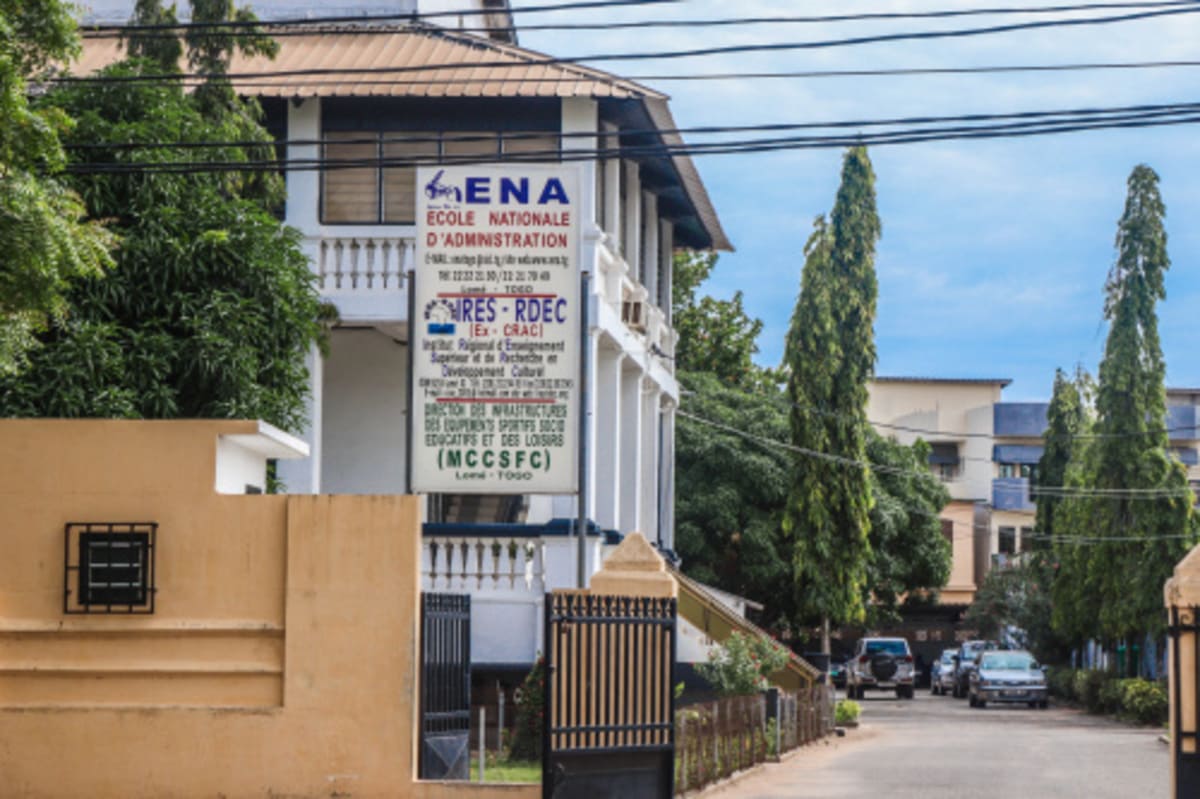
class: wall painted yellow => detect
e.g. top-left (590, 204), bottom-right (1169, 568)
top-left (0, 420), bottom-right (537, 799)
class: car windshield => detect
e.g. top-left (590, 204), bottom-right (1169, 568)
top-left (980, 652), bottom-right (1036, 670)
top-left (865, 640), bottom-right (908, 656)
top-left (940, 652), bottom-right (956, 664)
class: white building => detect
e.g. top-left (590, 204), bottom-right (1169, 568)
top-left (79, 0), bottom-right (731, 672)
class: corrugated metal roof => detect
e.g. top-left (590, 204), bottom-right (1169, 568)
top-left (74, 24), bottom-right (661, 100)
top-left (873, 376), bottom-right (1013, 387)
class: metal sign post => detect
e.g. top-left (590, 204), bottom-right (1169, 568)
top-left (576, 271), bottom-right (590, 589)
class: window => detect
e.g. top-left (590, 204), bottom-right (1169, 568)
top-left (1020, 525), bottom-right (1035, 552)
top-left (941, 519), bottom-right (954, 547)
top-left (998, 526), bottom-right (1016, 555)
top-left (322, 131), bottom-right (561, 225)
top-left (64, 523), bottom-right (157, 614)
top-left (999, 462), bottom-right (1039, 481)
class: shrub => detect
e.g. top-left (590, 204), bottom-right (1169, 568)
top-left (1098, 677), bottom-right (1125, 715)
top-left (1073, 669), bottom-right (1110, 714)
top-left (1121, 678), bottom-right (1168, 726)
top-left (834, 699), bottom-right (861, 725)
top-left (509, 656), bottom-right (544, 760)
top-left (1047, 666), bottom-right (1077, 702)
top-left (696, 632), bottom-right (791, 697)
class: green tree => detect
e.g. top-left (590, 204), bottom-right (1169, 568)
top-left (782, 147), bottom-right (881, 649)
top-left (672, 250), bottom-right (776, 390)
top-left (0, 0), bottom-right (115, 375)
top-left (1051, 165), bottom-right (1197, 652)
top-left (1035, 368), bottom-right (1088, 547)
top-left (675, 371), bottom-right (795, 625)
top-left (0, 4), bottom-right (327, 430)
top-left (863, 432), bottom-right (952, 626)
top-left (964, 553), bottom-right (1068, 664)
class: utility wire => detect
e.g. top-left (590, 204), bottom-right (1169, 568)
top-left (79, 0), bottom-right (678, 33)
top-left (57, 108), bottom-right (1200, 174)
top-left (55, 6), bottom-right (1200, 85)
top-left (78, 0), bottom-right (1200, 37)
top-left (677, 409), bottom-right (1198, 500)
top-left (60, 100), bottom-right (1200, 152)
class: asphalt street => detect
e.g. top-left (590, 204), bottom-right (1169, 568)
top-left (704, 690), bottom-right (1168, 798)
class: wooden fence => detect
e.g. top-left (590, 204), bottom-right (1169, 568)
top-left (674, 686), bottom-right (835, 794)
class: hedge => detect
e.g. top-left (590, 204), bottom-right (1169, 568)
top-left (1047, 667), bottom-right (1168, 725)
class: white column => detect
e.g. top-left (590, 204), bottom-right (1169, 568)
top-left (639, 386), bottom-right (660, 538)
top-left (622, 160), bottom-right (641, 279)
top-left (603, 123), bottom-right (622, 249)
top-left (286, 99), bottom-right (321, 232)
top-left (620, 365), bottom-right (644, 533)
top-left (275, 343), bottom-right (323, 494)
top-left (659, 219), bottom-right (674, 319)
top-left (658, 401), bottom-right (676, 552)
top-left (642, 192), bottom-right (659, 301)
top-left (594, 342), bottom-right (624, 529)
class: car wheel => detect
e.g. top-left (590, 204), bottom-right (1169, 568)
top-left (1028, 701), bottom-right (1038, 709)
top-left (977, 699), bottom-right (987, 709)
top-left (931, 683), bottom-right (939, 696)
top-left (904, 686), bottom-right (915, 699)
top-left (968, 693), bottom-right (976, 707)
top-left (1039, 700), bottom-right (1049, 709)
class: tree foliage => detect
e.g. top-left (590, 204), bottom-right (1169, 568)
top-left (864, 432), bottom-right (952, 626)
top-left (1035, 368), bottom-right (1088, 547)
top-left (672, 250), bottom-right (776, 390)
top-left (0, 2), bottom-right (326, 430)
top-left (696, 631), bottom-right (791, 697)
top-left (0, 0), bottom-right (115, 375)
top-left (1051, 165), bottom-right (1197, 647)
top-left (783, 147), bottom-right (881, 631)
top-left (964, 553), bottom-right (1068, 665)
top-left (675, 371), bottom-right (795, 625)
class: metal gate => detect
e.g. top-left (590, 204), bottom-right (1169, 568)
top-left (420, 592), bottom-right (471, 780)
top-left (1170, 605), bottom-right (1200, 797)
top-left (543, 591), bottom-right (676, 799)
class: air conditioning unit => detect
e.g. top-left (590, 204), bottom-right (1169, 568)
top-left (621, 300), bottom-right (646, 332)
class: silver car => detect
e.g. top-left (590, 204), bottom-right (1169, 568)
top-left (930, 648), bottom-right (957, 696)
top-left (968, 650), bottom-right (1049, 709)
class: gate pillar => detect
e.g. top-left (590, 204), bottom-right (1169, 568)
top-left (590, 532), bottom-right (678, 600)
top-left (1165, 546), bottom-right (1200, 797)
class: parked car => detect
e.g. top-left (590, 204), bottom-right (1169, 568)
top-left (930, 648), bottom-right (958, 695)
top-left (847, 637), bottom-right (915, 699)
top-left (952, 639), bottom-right (999, 698)
top-left (829, 657), bottom-right (847, 689)
top-left (968, 650), bottom-right (1049, 709)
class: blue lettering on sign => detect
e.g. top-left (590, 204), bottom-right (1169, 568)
top-left (462, 177), bottom-right (570, 205)
top-left (500, 178), bottom-right (529, 204)
top-left (465, 177), bottom-right (490, 204)
top-left (513, 298), bottom-right (568, 323)
top-left (458, 297), bottom-right (497, 322)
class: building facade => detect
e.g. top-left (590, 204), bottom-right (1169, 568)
top-left (77, 0), bottom-right (730, 671)
top-left (868, 377), bottom-right (1200, 606)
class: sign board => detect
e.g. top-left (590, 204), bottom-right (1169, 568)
top-left (411, 164), bottom-right (582, 494)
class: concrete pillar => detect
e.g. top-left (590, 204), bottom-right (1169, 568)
top-left (658, 401), bottom-right (676, 552)
top-left (275, 343), bottom-right (323, 494)
top-left (590, 532), bottom-right (677, 599)
top-left (1165, 546), bottom-right (1200, 796)
top-left (594, 342), bottom-right (624, 530)
top-left (639, 386), bottom-right (659, 539)
top-left (285, 99), bottom-right (321, 232)
top-left (658, 219), bottom-right (673, 320)
top-left (620, 365), bottom-right (644, 534)
top-left (642, 191), bottom-right (659, 301)
top-left (622, 160), bottom-right (641, 279)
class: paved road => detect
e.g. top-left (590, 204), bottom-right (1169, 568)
top-left (705, 690), bottom-right (1167, 798)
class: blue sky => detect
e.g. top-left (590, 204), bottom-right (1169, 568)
top-left (514, 0), bottom-right (1200, 401)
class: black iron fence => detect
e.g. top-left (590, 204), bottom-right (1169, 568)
top-left (1169, 605), bottom-right (1200, 797)
top-left (420, 592), bottom-right (471, 780)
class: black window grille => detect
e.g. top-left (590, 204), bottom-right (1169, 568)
top-left (64, 523), bottom-right (157, 614)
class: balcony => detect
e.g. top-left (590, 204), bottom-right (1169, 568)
top-left (305, 230), bottom-right (414, 323)
top-left (993, 478), bottom-right (1035, 512)
top-left (994, 403), bottom-right (1049, 438)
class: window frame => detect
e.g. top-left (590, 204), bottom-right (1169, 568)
top-left (64, 522), bottom-right (158, 614)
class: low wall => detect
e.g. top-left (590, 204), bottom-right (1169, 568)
top-left (0, 420), bottom-right (537, 799)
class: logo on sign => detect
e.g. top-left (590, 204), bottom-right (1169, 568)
top-left (424, 298), bottom-right (457, 335)
top-left (425, 169), bottom-right (462, 203)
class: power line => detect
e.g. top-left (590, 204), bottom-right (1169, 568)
top-left (79, 0), bottom-right (678, 34)
top-left (677, 408), bottom-right (1197, 500)
top-left (53, 107), bottom-right (1200, 175)
top-left (78, 1), bottom-right (1200, 37)
top-left (60, 100), bottom-right (1200, 152)
top-left (56, 6), bottom-right (1200, 85)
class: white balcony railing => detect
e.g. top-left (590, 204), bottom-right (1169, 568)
top-left (421, 535), bottom-right (546, 595)
top-left (308, 231), bottom-right (413, 322)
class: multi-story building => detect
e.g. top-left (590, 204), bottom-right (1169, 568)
top-left (78, 0), bottom-right (730, 676)
top-left (868, 377), bottom-right (1200, 607)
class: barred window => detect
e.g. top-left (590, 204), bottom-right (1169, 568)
top-left (322, 131), bottom-right (561, 225)
top-left (65, 523), bottom-right (157, 614)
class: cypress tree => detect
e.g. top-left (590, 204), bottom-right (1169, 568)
top-left (783, 147), bottom-right (881, 648)
top-left (1036, 368), bottom-right (1086, 545)
top-left (1052, 164), bottom-right (1196, 651)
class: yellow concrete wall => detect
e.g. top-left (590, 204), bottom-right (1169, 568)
top-left (0, 420), bottom-right (537, 799)
top-left (940, 501), bottom-right (978, 605)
